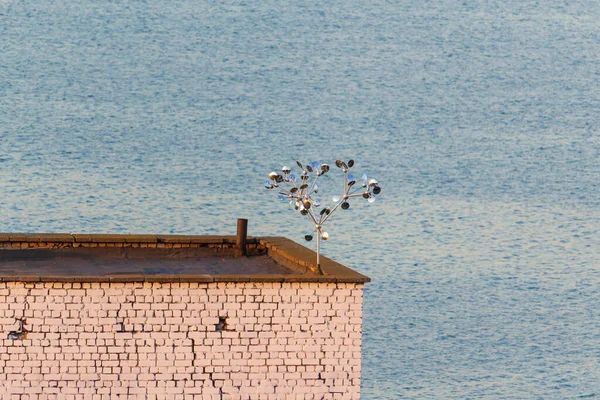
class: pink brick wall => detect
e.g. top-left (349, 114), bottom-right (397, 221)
top-left (0, 281), bottom-right (364, 399)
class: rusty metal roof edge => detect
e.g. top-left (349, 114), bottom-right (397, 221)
top-left (0, 274), bottom-right (358, 283)
top-left (257, 237), bottom-right (371, 283)
top-left (0, 233), bottom-right (259, 245)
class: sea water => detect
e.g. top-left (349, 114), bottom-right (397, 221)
top-left (1, 0), bottom-right (600, 398)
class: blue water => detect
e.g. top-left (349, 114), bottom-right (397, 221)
top-left (2, 0), bottom-right (600, 398)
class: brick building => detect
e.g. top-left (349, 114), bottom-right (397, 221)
top-left (0, 231), bottom-right (369, 399)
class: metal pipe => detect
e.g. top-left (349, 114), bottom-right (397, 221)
top-left (236, 218), bottom-right (248, 256)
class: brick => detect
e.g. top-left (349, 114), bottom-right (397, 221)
top-left (0, 281), bottom-right (364, 396)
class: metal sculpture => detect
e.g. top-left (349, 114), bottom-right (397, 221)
top-left (265, 160), bottom-right (381, 273)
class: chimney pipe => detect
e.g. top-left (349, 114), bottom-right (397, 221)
top-left (236, 218), bottom-right (248, 257)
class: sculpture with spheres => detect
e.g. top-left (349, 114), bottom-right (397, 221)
top-left (265, 159), bottom-right (381, 273)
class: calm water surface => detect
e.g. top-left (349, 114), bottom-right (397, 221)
top-left (2, 0), bottom-right (600, 398)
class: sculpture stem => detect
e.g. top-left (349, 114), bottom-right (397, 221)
top-left (317, 231), bottom-right (322, 274)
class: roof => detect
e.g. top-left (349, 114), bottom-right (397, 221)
top-left (0, 234), bottom-right (370, 283)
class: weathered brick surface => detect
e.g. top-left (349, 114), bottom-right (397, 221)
top-left (0, 282), bottom-right (364, 399)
